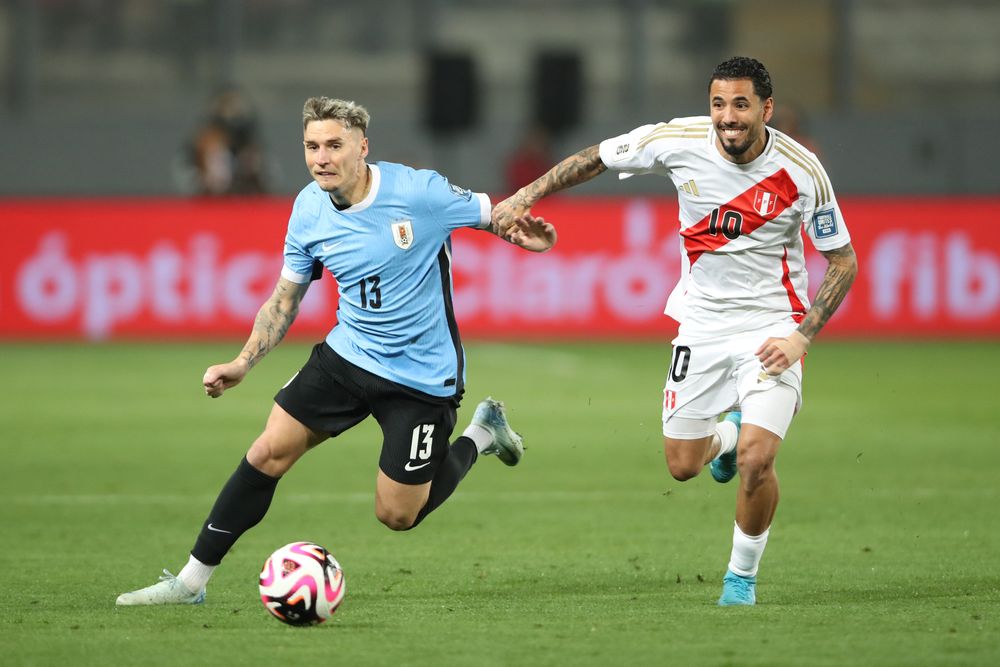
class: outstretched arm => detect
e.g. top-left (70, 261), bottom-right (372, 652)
top-left (492, 144), bottom-right (607, 236)
top-left (756, 243), bottom-right (858, 374)
top-left (203, 276), bottom-right (311, 397)
top-left (486, 213), bottom-right (557, 253)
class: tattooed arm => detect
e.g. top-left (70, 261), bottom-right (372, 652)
top-left (203, 277), bottom-right (311, 397)
top-left (797, 244), bottom-right (859, 340)
top-left (756, 243), bottom-right (859, 374)
top-left (492, 144), bottom-right (608, 236)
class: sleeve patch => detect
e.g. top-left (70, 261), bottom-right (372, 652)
top-left (448, 182), bottom-right (473, 201)
top-left (812, 210), bottom-right (838, 239)
top-left (611, 142), bottom-right (632, 161)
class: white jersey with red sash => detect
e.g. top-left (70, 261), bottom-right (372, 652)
top-left (598, 116), bottom-right (851, 338)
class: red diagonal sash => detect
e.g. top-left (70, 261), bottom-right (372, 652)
top-left (681, 168), bottom-right (798, 265)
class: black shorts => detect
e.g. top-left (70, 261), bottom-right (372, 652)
top-left (274, 342), bottom-right (461, 485)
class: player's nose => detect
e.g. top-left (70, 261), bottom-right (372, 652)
top-left (314, 147), bottom-right (331, 164)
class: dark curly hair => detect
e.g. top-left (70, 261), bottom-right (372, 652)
top-left (710, 56), bottom-right (773, 100)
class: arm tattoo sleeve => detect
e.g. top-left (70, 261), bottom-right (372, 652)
top-left (798, 244), bottom-right (858, 341)
top-left (240, 281), bottom-right (307, 369)
top-left (520, 144), bottom-right (607, 204)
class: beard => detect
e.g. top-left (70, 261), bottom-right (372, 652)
top-left (721, 139), bottom-right (751, 157)
top-left (720, 132), bottom-right (752, 157)
top-left (718, 125), bottom-right (766, 158)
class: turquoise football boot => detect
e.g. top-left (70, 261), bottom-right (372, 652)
top-left (718, 569), bottom-right (756, 606)
top-left (710, 412), bottom-right (741, 483)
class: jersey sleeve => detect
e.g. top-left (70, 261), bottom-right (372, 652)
top-left (423, 171), bottom-right (492, 232)
top-left (801, 162), bottom-right (851, 252)
top-left (280, 191), bottom-right (319, 284)
top-left (598, 124), bottom-right (671, 180)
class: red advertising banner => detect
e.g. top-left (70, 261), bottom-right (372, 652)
top-left (1, 196), bottom-right (998, 340)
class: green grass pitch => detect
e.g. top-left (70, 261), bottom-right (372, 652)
top-left (1, 340), bottom-right (998, 666)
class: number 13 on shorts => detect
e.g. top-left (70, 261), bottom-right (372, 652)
top-left (409, 424), bottom-right (435, 461)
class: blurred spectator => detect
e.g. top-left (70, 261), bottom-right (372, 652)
top-left (503, 124), bottom-right (554, 195)
top-left (175, 88), bottom-right (268, 195)
top-left (769, 103), bottom-right (821, 156)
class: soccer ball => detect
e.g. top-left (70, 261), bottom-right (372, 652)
top-left (259, 541), bottom-right (346, 625)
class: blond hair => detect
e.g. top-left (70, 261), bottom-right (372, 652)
top-left (302, 97), bottom-right (370, 134)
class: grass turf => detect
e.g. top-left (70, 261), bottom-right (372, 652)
top-left (1, 340), bottom-right (998, 666)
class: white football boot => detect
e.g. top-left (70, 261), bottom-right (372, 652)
top-left (116, 569), bottom-right (206, 606)
top-left (471, 397), bottom-right (524, 466)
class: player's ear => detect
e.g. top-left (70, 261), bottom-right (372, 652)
top-left (358, 134), bottom-right (369, 159)
top-left (762, 98), bottom-right (774, 124)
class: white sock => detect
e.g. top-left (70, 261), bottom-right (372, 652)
top-left (713, 420), bottom-right (738, 460)
top-left (727, 522), bottom-right (769, 577)
top-left (178, 554), bottom-right (216, 593)
top-left (462, 423), bottom-right (494, 453)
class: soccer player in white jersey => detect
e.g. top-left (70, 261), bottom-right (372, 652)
top-left (493, 57), bottom-right (858, 605)
top-left (116, 97), bottom-right (557, 606)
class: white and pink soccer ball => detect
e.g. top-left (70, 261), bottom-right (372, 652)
top-left (259, 541), bottom-right (346, 625)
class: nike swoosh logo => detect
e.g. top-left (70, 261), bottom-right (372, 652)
top-left (322, 241), bottom-right (342, 252)
top-left (207, 523), bottom-right (233, 534)
top-left (404, 461), bottom-right (431, 472)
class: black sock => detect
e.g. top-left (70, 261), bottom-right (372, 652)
top-left (409, 436), bottom-right (478, 529)
top-left (191, 456), bottom-right (280, 565)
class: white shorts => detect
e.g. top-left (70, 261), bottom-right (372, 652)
top-left (661, 324), bottom-right (803, 440)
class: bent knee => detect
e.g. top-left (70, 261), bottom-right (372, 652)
top-left (664, 450), bottom-right (705, 482)
top-left (664, 435), bottom-right (712, 482)
top-left (246, 439), bottom-right (293, 477)
top-left (247, 434), bottom-right (308, 477)
top-left (666, 461), bottom-right (702, 482)
top-left (375, 507), bottom-right (418, 532)
top-left (736, 453), bottom-right (776, 491)
top-left (737, 450), bottom-right (775, 476)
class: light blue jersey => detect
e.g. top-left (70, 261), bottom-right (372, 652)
top-left (281, 162), bottom-right (492, 397)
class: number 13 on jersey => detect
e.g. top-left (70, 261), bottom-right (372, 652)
top-left (357, 275), bottom-right (382, 309)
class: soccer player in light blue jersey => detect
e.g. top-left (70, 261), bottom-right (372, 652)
top-left (117, 97), bottom-right (556, 606)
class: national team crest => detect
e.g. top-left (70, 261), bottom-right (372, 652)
top-left (753, 188), bottom-right (778, 217)
top-left (391, 219), bottom-right (414, 250)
